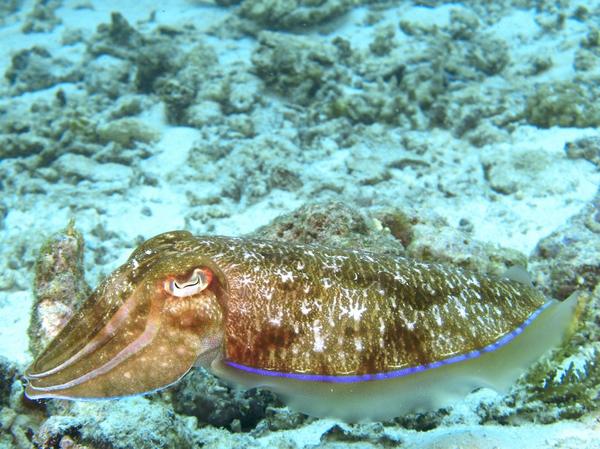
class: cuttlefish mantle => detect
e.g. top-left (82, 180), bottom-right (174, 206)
top-left (25, 231), bottom-right (581, 421)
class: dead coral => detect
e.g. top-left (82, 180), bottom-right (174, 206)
top-left (565, 135), bottom-right (600, 168)
top-left (22, 0), bottom-right (61, 34)
top-left (252, 31), bottom-right (339, 107)
top-left (238, 0), bottom-right (354, 31)
top-left (532, 189), bottom-right (600, 299)
top-left (525, 81), bottom-right (600, 128)
top-left (28, 221), bottom-right (90, 357)
top-left (170, 368), bottom-right (285, 431)
top-left (5, 46), bottom-right (82, 94)
top-left (34, 399), bottom-right (197, 449)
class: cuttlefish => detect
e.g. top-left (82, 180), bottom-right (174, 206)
top-left (25, 231), bottom-right (580, 420)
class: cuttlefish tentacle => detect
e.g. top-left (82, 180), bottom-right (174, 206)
top-left (27, 285), bottom-right (163, 393)
top-left (26, 252), bottom-right (225, 399)
top-left (25, 233), bottom-right (581, 420)
top-left (27, 286), bottom-right (142, 379)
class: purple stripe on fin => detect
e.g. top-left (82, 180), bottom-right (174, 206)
top-left (225, 302), bottom-right (551, 383)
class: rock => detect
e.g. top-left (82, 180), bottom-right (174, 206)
top-left (184, 134), bottom-right (304, 205)
top-left (171, 368), bottom-right (282, 430)
top-left (96, 118), bottom-right (158, 148)
top-left (525, 81), bottom-right (600, 128)
top-left (238, 0), bottom-right (353, 31)
top-left (252, 31), bottom-right (337, 107)
top-left (480, 143), bottom-right (580, 197)
top-left (22, 0), bottom-right (61, 34)
top-left (0, 356), bottom-right (18, 406)
top-left (51, 153), bottom-right (133, 184)
top-left (252, 201), bottom-right (373, 246)
top-left (565, 135), bottom-right (600, 168)
top-left (5, 46), bottom-right (81, 94)
top-left (88, 12), bottom-right (144, 59)
top-left (29, 221), bottom-right (90, 357)
top-left (532, 189), bottom-right (600, 299)
top-left (0, 134), bottom-right (48, 160)
top-left (34, 399), bottom-right (197, 449)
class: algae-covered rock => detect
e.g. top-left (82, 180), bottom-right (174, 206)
top-left (5, 46), bottom-right (81, 94)
top-left (369, 25), bottom-right (397, 57)
top-left (22, 0), bottom-right (61, 34)
top-left (28, 221), bottom-right (90, 357)
top-left (318, 422), bottom-right (404, 447)
top-left (183, 134), bottom-right (304, 205)
top-left (252, 31), bottom-right (337, 106)
top-left (88, 12), bottom-right (144, 60)
top-left (0, 0), bottom-right (21, 21)
top-left (96, 117), bottom-right (159, 148)
top-left (565, 135), bottom-right (600, 168)
top-left (84, 54), bottom-right (133, 99)
top-left (0, 403), bottom-right (41, 449)
top-left (466, 34), bottom-right (509, 76)
top-left (34, 399), bottom-right (197, 449)
top-left (532, 189), bottom-right (600, 299)
top-left (525, 81), bottom-right (600, 128)
top-left (88, 12), bottom-right (182, 95)
top-left (238, 0), bottom-right (354, 31)
top-left (0, 356), bottom-right (18, 406)
top-left (52, 153), bottom-right (133, 185)
top-left (252, 201), bottom-right (373, 246)
top-left (480, 146), bottom-right (554, 195)
top-left (0, 134), bottom-right (47, 160)
top-left (171, 368), bottom-right (283, 430)
top-left (155, 43), bottom-right (220, 125)
top-left (403, 210), bottom-right (528, 278)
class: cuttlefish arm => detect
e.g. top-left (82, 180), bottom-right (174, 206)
top-left (25, 232), bottom-right (581, 420)
top-left (25, 231), bottom-right (226, 399)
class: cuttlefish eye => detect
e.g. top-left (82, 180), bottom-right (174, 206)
top-left (164, 268), bottom-right (213, 297)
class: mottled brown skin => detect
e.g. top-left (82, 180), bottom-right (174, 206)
top-left (25, 231), bottom-right (545, 399)
top-left (190, 235), bottom-right (544, 375)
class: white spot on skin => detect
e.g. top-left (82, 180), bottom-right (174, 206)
top-left (322, 278), bottom-right (332, 289)
top-left (424, 283), bottom-right (436, 295)
top-left (339, 300), bottom-right (367, 321)
top-left (354, 338), bottom-right (363, 351)
top-left (280, 270), bottom-right (294, 283)
top-left (238, 274), bottom-right (254, 287)
top-left (432, 305), bottom-right (443, 326)
top-left (313, 323), bottom-right (325, 352)
top-left (300, 300), bottom-right (311, 315)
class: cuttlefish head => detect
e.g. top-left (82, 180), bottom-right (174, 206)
top-left (25, 231), bottom-right (226, 400)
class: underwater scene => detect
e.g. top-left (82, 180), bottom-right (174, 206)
top-left (1, 0), bottom-right (600, 447)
